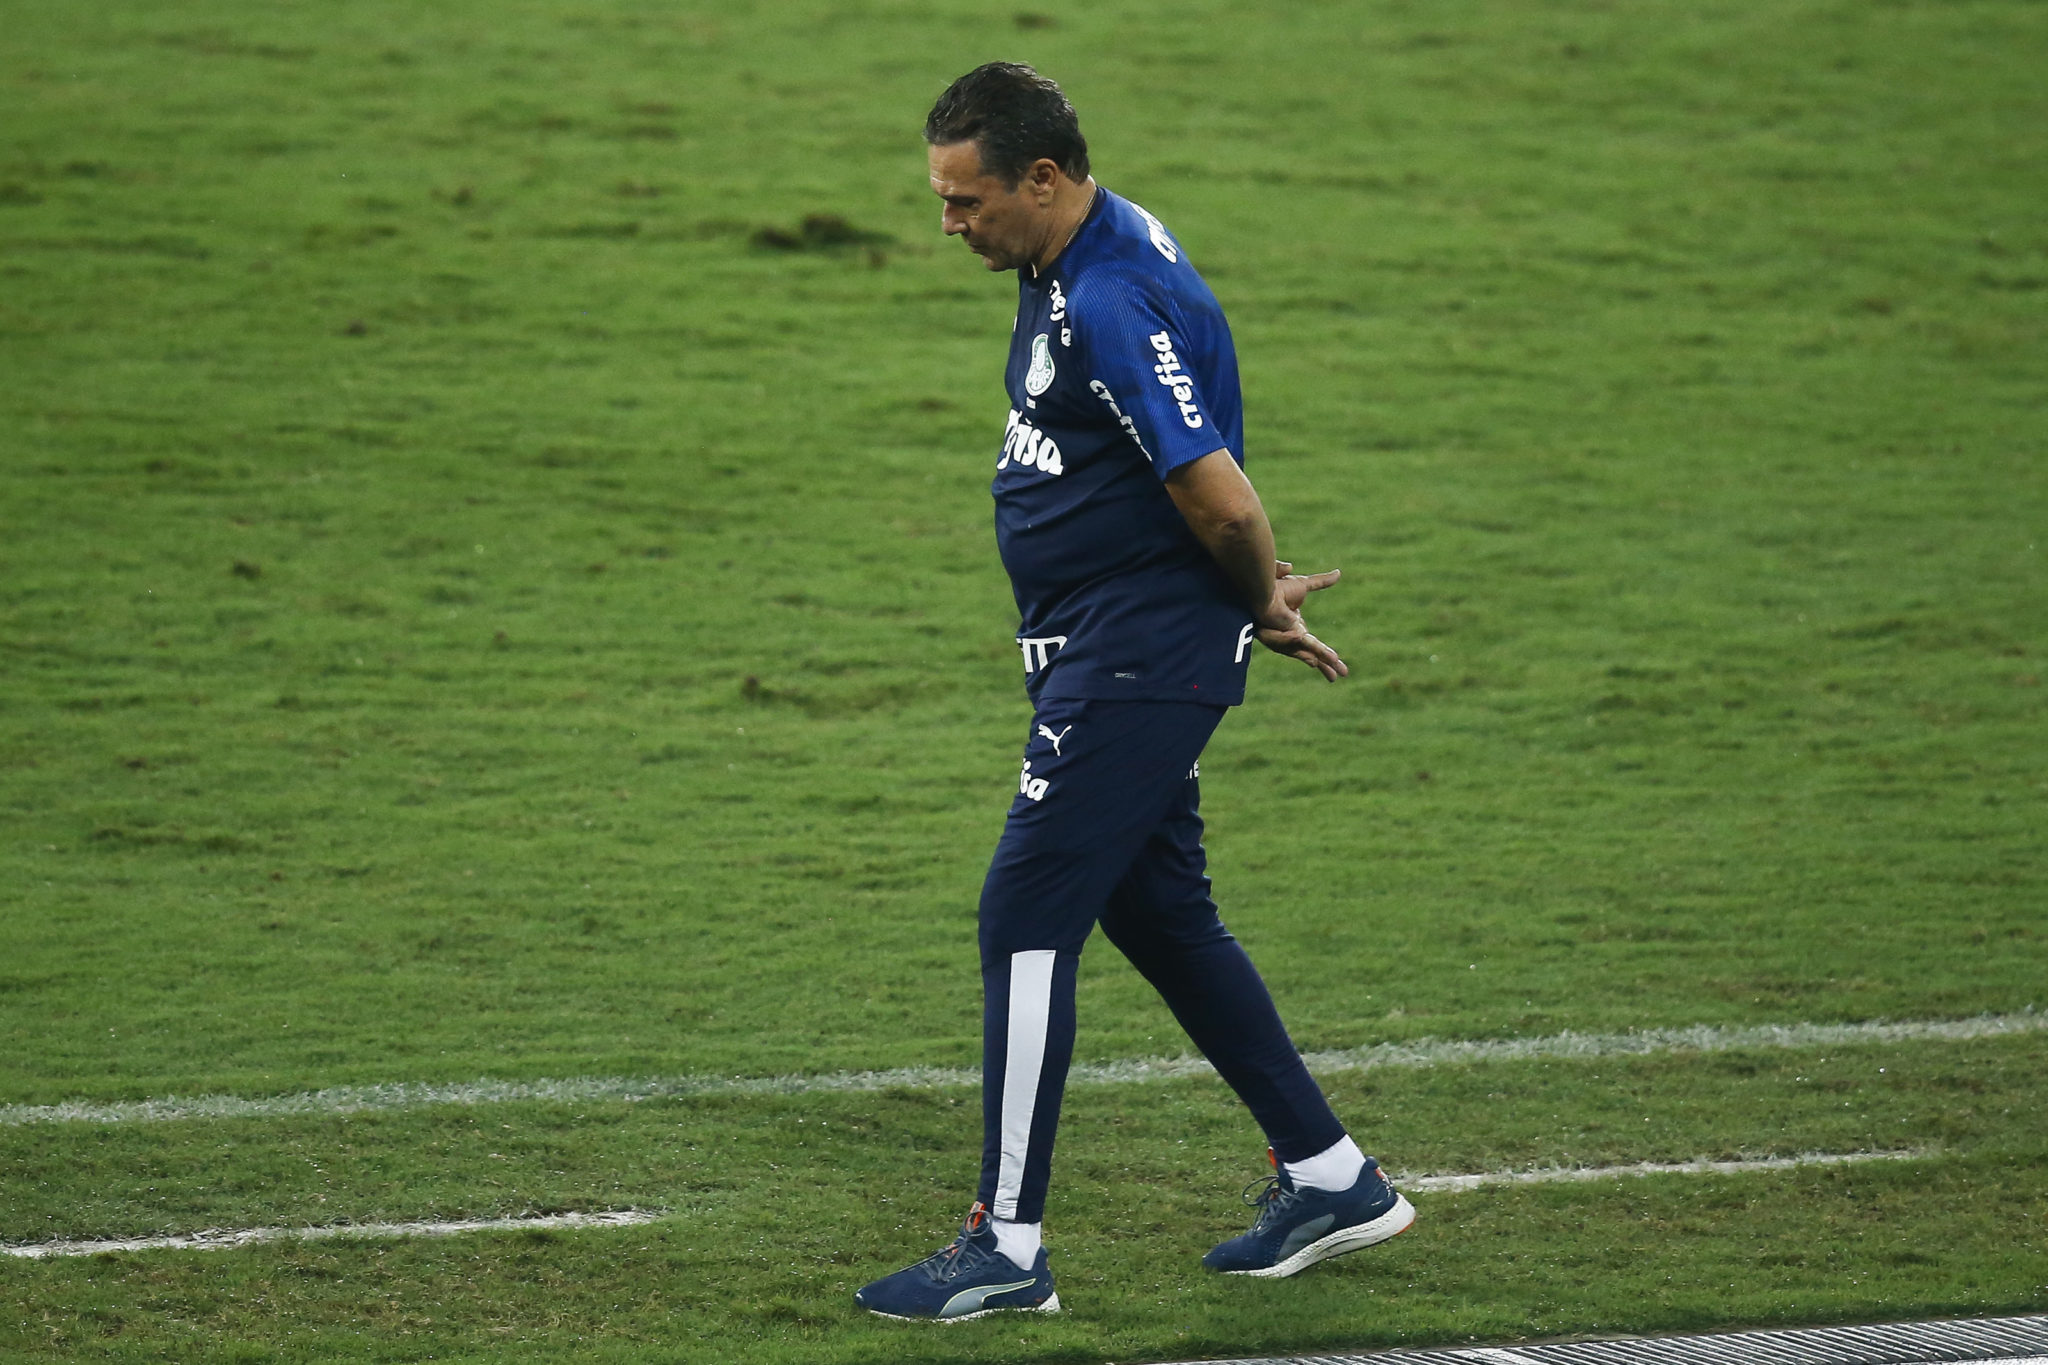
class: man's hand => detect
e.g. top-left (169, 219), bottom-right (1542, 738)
top-left (1256, 560), bottom-right (1347, 681)
top-left (1163, 453), bottom-right (1351, 683)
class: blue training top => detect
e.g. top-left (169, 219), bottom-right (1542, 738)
top-left (994, 186), bottom-right (1256, 706)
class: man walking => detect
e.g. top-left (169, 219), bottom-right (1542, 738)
top-left (855, 63), bottom-right (1413, 1321)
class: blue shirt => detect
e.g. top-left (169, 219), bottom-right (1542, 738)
top-left (994, 187), bottom-right (1256, 705)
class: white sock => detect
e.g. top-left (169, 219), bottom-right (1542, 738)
top-left (1284, 1134), bottom-right (1367, 1193)
top-left (989, 1217), bottom-right (1041, 1271)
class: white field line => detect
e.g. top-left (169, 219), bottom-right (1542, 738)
top-left (1, 1210), bottom-right (658, 1261)
top-left (1401, 1148), bottom-right (1924, 1193)
top-left (4, 1009), bottom-right (2040, 1128)
top-left (2, 1151), bottom-right (1924, 1261)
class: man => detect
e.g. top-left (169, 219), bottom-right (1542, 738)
top-left (854, 63), bottom-right (1413, 1322)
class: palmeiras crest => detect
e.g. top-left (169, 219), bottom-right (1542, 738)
top-left (1025, 333), bottom-right (1056, 396)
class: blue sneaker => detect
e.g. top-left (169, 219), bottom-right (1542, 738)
top-left (1203, 1153), bottom-right (1415, 1277)
top-left (855, 1202), bottom-right (1060, 1321)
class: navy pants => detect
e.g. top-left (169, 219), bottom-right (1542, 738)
top-left (975, 697), bottom-right (1346, 1224)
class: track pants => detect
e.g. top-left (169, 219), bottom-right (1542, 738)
top-left (976, 697), bottom-right (1346, 1224)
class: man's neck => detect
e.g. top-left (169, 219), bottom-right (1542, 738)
top-left (1031, 177), bottom-right (1098, 277)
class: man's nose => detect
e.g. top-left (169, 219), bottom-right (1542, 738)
top-left (941, 207), bottom-right (967, 235)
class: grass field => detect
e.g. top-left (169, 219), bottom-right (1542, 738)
top-left (2, 0), bottom-right (2045, 1360)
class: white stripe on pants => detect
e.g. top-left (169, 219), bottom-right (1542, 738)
top-left (993, 949), bottom-right (1057, 1220)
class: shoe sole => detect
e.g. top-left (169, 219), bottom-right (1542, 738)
top-left (1227, 1193), bottom-right (1416, 1279)
top-left (863, 1292), bottom-right (1061, 1323)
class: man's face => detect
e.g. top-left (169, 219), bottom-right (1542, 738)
top-left (928, 140), bottom-right (1048, 272)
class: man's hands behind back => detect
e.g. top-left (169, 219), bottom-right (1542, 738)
top-left (1258, 560), bottom-right (1348, 681)
top-left (1160, 451), bottom-right (1348, 682)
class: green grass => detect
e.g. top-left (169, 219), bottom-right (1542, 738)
top-left (6, 1038), bottom-right (2046, 1363)
top-left (13, 1156), bottom-right (2036, 1365)
top-left (3, 0), bottom-right (2045, 1359)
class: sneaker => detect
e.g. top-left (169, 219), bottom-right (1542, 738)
top-left (855, 1202), bottom-right (1060, 1321)
top-left (1202, 1153), bottom-right (1415, 1278)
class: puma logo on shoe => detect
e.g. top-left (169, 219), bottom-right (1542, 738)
top-left (1275, 1213), bottom-right (1336, 1259)
top-left (941, 1279), bottom-right (1039, 1318)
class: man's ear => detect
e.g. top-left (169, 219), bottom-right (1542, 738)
top-left (1028, 158), bottom-right (1063, 204)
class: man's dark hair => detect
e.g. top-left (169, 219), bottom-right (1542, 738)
top-left (925, 62), bottom-right (1090, 188)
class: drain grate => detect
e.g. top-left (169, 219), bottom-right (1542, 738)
top-left (1145, 1314), bottom-right (2048, 1365)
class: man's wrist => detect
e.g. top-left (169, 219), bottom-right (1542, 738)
top-left (1253, 590), bottom-right (1292, 631)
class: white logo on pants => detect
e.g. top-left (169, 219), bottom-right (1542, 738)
top-left (1019, 760), bottom-right (1050, 802)
top-left (1234, 622), bottom-right (1257, 663)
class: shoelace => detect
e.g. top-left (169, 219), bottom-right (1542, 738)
top-left (919, 1225), bottom-right (1003, 1284)
top-left (1240, 1174), bottom-right (1304, 1231)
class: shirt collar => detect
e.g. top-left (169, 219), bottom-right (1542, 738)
top-left (1027, 184), bottom-right (1104, 283)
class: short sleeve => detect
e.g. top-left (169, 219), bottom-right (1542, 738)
top-left (1070, 270), bottom-right (1228, 479)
